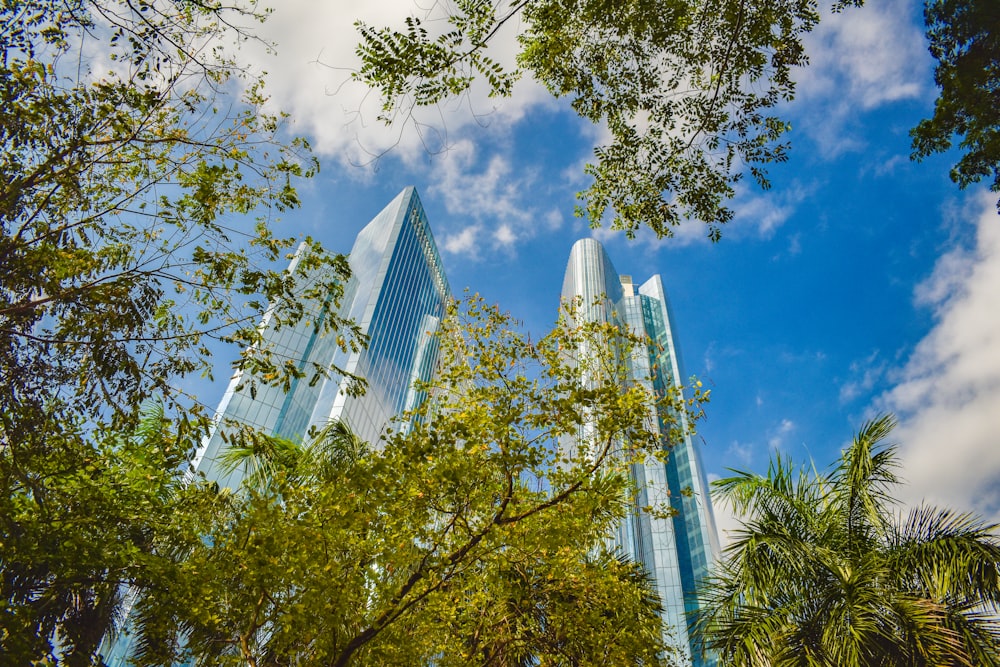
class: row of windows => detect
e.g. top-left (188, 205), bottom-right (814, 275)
top-left (561, 238), bottom-right (717, 665)
top-left (362, 207), bottom-right (448, 418)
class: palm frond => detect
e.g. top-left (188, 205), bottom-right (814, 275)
top-left (890, 505), bottom-right (1000, 608)
top-left (306, 419), bottom-right (369, 480)
top-left (218, 428), bottom-right (305, 492)
top-left (713, 454), bottom-right (827, 531)
top-left (836, 412), bottom-right (899, 541)
top-left (941, 602), bottom-right (1000, 667)
top-left (132, 398), bottom-right (166, 446)
top-left (698, 412), bottom-right (1000, 667)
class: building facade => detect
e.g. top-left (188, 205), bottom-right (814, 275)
top-left (104, 186), bottom-right (451, 665)
top-left (191, 186), bottom-right (451, 488)
top-left (561, 238), bottom-right (721, 667)
top-left (107, 197), bottom-right (719, 664)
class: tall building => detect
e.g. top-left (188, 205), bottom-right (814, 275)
top-left (104, 186), bottom-right (451, 665)
top-left (561, 238), bottom-right (721, 667)
top-left (107, 194), bottom-right (720, 665)
top-left (191, 186), bottom-right (451, 488)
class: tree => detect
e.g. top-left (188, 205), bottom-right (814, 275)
top-left (123, 296), bottom-right (698, 666)
top-left (0, 399), bottom-right (217, 665)
top-left (697, 414), bottom-right (1000, 666)
top-left (356, 0), bottom-right (1000, 239)
top-left (911, 0), bottom-right (1000, 209)
top-left (353, 0), bottom-right (863, 241)
top-left (0, 0), bottom-right (362, 435)
top-left (0, 2), bottom-right (359, 662)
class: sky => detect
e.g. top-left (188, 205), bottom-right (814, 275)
top-left (204, 0), bottom-right (1000, 541)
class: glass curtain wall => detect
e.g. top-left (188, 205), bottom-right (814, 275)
top-left (192, 185), bottom-right (451, 484)
top-left (561, 238), bottom-right (721, 667)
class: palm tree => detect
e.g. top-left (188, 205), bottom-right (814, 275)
top-left (696, 413), bottom-right (1000, 666)
top-left (216, 418), bottom-right (368, 491)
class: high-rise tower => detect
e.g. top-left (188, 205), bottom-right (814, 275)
top-left (104, 187), bottom-right (450, 665)
top-left (561, 238), bottom-right (721, 666)
top-left (192, 187), bottom-right (451, 488)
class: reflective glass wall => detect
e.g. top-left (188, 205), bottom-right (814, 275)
top-left (192, 187), bottom-right (450, 486)
top-left (561, 238), bottom-right (721, 667)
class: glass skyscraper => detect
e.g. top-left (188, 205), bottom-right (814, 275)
top-left (104, 186), bottom-right (451, 665)
top-left (107, 195), bottom-right (720, 665)
top-left (562, 238), bottom-right (721, 667)
top-left (191, 186), bottom-right (451, 488)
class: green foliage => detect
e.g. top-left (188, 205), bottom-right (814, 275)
top-left (0, 400), bottom-right (214, 665)
top-left (354, 0), bottom-right (843, 240)
top-left (125, 296), bottom-right (694, 666)
top-left (0, 1), bottom-right (354, 429)
top-left (357, 0), bottom-right (1000, 234)
top-left (0, 2), bottom-right (357, 662)
top-left (911, 0), bottom-right (1000, 208)
top-left (697, 414), bottom-right (1000, 666)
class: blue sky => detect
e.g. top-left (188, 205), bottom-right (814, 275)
top-left (212, 0), bottom-right (1000, 538)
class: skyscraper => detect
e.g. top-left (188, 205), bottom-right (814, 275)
top-left (191, 186), bottom-right (451, 488)
top-left (104, 186), bottom-right (451, 665)
top-left (107, 193), bottom-right (720, 665)
top-left (561, 238), bottom-right (721, 666)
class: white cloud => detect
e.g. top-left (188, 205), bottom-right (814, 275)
top-left (708, 473), bottom-right (744, 549)
top-left (427, 141), bottom-right (531, 222)
top-left (586, 180), bottom-right (811, 254)
top-left (703, 343), bottom-right (716, 374)
top-left (725, 440), bottom-right (756, 467)
top-left (443, 226), bottom-right (481, 256)
top-left (243, 0), bottom-right (553, 166)
top-left (422, 139), bottom-right (553, 256)
top-left (793, 0), bottom-right (931, 156)
top-left (880, 191), bottom-right (1000, 522)
top-left (913, 241), bottom-right (976, 307)
top-left (787, 233), bottom-right (803, 256)
top-left (731, 182), bottom-right (812, 239)
top-left (544, 209), bottom-right (564, 230)
top-left (839, 349), bottom-right (888, 403)
top-left (873, 154), bottom-right (909, 178)
top-left (767, 418), bottom-right (796, 450)
top-left (494, 224), bottom-right (516, 246)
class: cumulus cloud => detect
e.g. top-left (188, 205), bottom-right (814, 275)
top-left (229, 0), bottom-right (927, 264)
top-left (239, 0), bottom-right (904, 259)
top-left (793, 0), bottom-right (931, 156)
top-left (443, 226), bottom-right (481, 256)
top-left (880, 192), bottom-right (1000, 522)
top-left (244, 0), bottom-right (552, 166)
top-left (427, 141), bottom-right (531, 222)
top-left (494, 224), bottom-right (516, 246)
top-left (422, 139), bottom-right (554, 256)
top-left (205, 1), bottom-right (578, 261)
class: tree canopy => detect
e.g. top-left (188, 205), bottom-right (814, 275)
top-left (911, 0), bottom-right (1000, 209)
top-left (697, 414), bottom-right (1000, 666)
top-left (355, 0), bottom-right (1000, 240)
top-left (0, 2), bottom-right (358, 661)
top-left (354, 0), bottom-right (862, 241)
top-left (0, 0), bottom-right (360, 437)
top-left (119, 296), bottom-right (699, 666)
